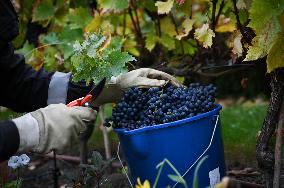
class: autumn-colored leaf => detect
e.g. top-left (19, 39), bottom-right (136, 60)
top-left (231, 31), bottom-right (243, 57)
top-left (194, 23), bottom-right (215, 48)
top-left (267, 34), bottom-right (284, 73)
top-left (176, 18), bottom-right (194, 40)
top-left (155, 0), bottom-right (174, 14)
top-left (215, 15), bottom-right (236, 33)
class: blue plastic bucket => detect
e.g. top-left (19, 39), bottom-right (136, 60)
top-left (114, 104), bottom-right (225, 188)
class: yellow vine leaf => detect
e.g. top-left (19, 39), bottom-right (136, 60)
top-left (85, 11), bottom-right (102, 33)
top-left (160, 17), bottom-right (176, 37)
top-left (155, 0), bottom-right (174, 15)
top-left (215, 15), bottom-right (236, 33)
top-left (98, 26), bottom-right (112, 52)
top-left (176, 18), bottom-right (195, 40)
top-left (194, 23), bottom-right (215, 48)
top-left (267, 34), bottom-right (284, 73)
top-left (231, 31), bottom-right (243, 57)
top-left (244, 0), bottom-right (284, 63)
top-left (145, 33), bottom-right (158, 51)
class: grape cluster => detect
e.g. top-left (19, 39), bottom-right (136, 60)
top-left (104, 83), bottom-right (217, 130)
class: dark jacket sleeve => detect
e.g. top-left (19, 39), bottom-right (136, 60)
top-left (0, 120), bottom-right (19, 162)
top-left (0, 43), bottom-right (54, 112)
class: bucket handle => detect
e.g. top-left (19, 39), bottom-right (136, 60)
top-left (172, 115), bottom-right (220, 188)
top-left (117, 115), bottom-right (220, 188)
top-left (117, 142), bottom-right (134, 188)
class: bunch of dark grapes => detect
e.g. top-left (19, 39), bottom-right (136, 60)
top-left (104, 83), bottom-right (217, 130)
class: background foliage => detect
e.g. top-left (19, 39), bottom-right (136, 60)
top-left (13, 0), bottom-right (278, 98)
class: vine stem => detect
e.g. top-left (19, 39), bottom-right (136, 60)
top-left (24, 42), bottom-right (66, 57)
top-left (99, 106), bottom-right (111, 160)
top-left (215, 0), bottom-right (225, 24)
top-left (211, 0), bottom-right (218, 32)
top-left (131, 0), bottom-right (142, 37)
top-left (170, 13), bottom-right (184, 55)
top-left (273, 100), bottom-right (284, 188)
top-left (232, 0), bottom-right (251, 45)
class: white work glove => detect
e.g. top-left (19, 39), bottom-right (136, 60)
top-left (94, 68), bottom-right (182, 105)
top-left (12, 104), bottom-right (97, 154)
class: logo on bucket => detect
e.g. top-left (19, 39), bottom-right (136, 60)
top-left (209, 167), bottom-right (220, 188)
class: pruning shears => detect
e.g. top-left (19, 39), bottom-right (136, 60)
top-left (67, 77), bottom-right (106, 164)
top-left (67, 77), bottom-right (106, 109)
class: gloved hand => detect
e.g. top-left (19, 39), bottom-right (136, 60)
top-left (93, 68), bottom-right (182, 105)
top-left (12, 104), bottom-right (97, 154)
top-left (0, 0), bottom-right (19, 48)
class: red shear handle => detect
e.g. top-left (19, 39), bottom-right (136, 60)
top-left (67, 94), bottom-right (93, 107)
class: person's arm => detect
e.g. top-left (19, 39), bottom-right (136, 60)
top-left (0, 43), bottom-right (92, 112)
top-left (0, 120), bottom-right (19, 162)
top-left (0, 104), bottom-right (97, 162)
top-left (0, 43), bottom-right (53, 112)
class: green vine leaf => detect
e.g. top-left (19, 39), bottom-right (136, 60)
top-left (244, 0), bottom-right (284, 62)
top-left (267, 34), bottom-right (284, 73)
top-left (98, 0), bottom-right (129, 11)
top-left (159, 34), bottom-right (176, 50)
top-left (146, 33), bottom-right (158, 51)
top-left (68, 8), bottom-right (93, 29)
top-left (32, 0), bottom-right (54, 22)
top-left (70, 33), bottom-right (136, 84)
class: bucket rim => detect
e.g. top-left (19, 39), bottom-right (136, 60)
top-left (113, 104), bottom-right (222, 135)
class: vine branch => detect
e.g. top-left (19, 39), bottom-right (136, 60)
top-left (211, 0), bottom-right (218, 32)
top-left (215, 0), bottom-right (225, 24)
top-left (232, 0), bottom-right (252, 45)
top-left (256, 69), bottom-right (284, 187)
top-left (170, 13), bottom-right (184, 55)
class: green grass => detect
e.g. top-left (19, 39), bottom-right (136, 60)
top-left (220, 102), bottom-right (268, 163)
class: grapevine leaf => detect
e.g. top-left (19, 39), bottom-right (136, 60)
top-left (160, 17), bottom-right (177, 37)
top-left (176, 0), bottom-right (192, 17)
top-left (98, 0), bottom-right (129, 11)
top-left (108, 51), bottom-right (136, 66)
top-left (159, 34), bottom-right (176, 50)
top-left (215, 15), bottom-right (236, 33)
top-left (155, 0), bottom-right (174, 15)
top-left (104, 36), bottom-right (124, 51)
top-left (176, 18), bottom-right (194, 40)
top-left (70, 33), bottom-right (135, 84)
top-left (68, 8), bottom-right (92, 29)
top-left (140, 0), bottom-right (156, 12)
top-left (232, 32), bottom-right (243, 57)
top-left (176, 40), bottom-right (197, 56)
top-left (32, 0), bottom-right (54, 22)
top-left (194, 24), bottom-right (215, 48)
top-left (59, 28), bottom-right (83, 59)
top-left (267, 34), bottom-right (284, 73)
top-left (145, 33), bottom-right (158, 51)
top-left (236, 0), bottom-right (247, 9)
top-left (41, 32), bottom-right (60, 44)
top-left (123, 38), bottom-right (139, 56)
top-left (85, 12), bottom-right (102, 33)
top-left (16, 41), bottom-right (34, 59)
top-left (244, 0), bottom-right (284, 61)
